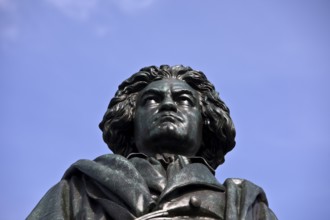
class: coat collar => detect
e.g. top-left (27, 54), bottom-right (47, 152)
top-left (127, 153), bottom-right (225, 204)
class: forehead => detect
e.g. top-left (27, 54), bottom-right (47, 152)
top-left (140, 78), bottom-right (198, 94)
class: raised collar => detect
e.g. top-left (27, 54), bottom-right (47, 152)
top-left (127, 153), bottom-right (215, 175)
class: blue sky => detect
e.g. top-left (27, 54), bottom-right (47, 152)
top-left (1, 0), bottom-right (329, 219)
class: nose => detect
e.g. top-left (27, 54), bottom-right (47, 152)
top-left (159, 96), bottom-right (177, 112)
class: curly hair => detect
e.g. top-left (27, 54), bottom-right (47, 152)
top-left (99, 65), bottom-right (236, 169)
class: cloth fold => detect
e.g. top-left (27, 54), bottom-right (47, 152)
top-left (27, 154), bottom-right (277, 220)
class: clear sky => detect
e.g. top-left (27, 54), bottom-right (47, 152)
top-left (1, 0), bottom-right (329, 219)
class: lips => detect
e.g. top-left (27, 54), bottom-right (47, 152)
top-left (155, 113), bottom-right (183, 123)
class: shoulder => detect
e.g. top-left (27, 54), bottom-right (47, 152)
top-left (223, 178), bottom-right (278, 220)
top-left (62, 154), bottom-right (129, 178)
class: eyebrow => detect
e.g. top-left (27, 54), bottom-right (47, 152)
top-left (172, 89), bottom-right (194, 97)
top-left (140, 89), bottom-right (164, 98)
top-left (141, 88), bottom-right (195, 98)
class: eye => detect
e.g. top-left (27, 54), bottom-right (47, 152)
top-left (177, 96), bottom-right (193, 106)
top-left (143, 96), bottom-right (160, 105)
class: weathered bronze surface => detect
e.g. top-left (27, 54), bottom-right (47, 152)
top-left (28, 65), bottom-right (277, 220)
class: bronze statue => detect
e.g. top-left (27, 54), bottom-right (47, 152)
top-left (28, 65), bottom-right (277, 219)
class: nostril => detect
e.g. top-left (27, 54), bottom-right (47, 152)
top-left (159, 101), bottom-right (177, 111)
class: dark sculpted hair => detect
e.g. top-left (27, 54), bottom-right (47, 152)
top-left (99, 65), bottom-right (236, 169)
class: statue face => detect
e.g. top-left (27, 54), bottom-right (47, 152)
top-left (134, 79), bottom-right (203, 157)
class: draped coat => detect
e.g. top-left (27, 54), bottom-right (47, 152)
top-left (28, 154), bottom-right (277, 220)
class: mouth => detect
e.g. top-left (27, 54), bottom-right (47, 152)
top-left (159, 115), bottom-right (177, 123)
top-left (156, 113), bottom-right (183, 123)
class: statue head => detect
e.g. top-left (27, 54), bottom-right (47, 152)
top-left (99, 65), bottom-right (236, 169)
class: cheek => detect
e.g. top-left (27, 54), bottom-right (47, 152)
top-left (196, 117), bottom-right (203, 133)
top-left (134, 111), bottom-right (152, 131)
top-left (188, 112), bottom-right (203, 129)
top-left (134, 112), bottom-right (144, 131)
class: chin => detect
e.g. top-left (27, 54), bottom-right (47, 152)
top-left (158, 122), bottom-right (177, 131)
top-left (152, 133), bottom-right (187, 148)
